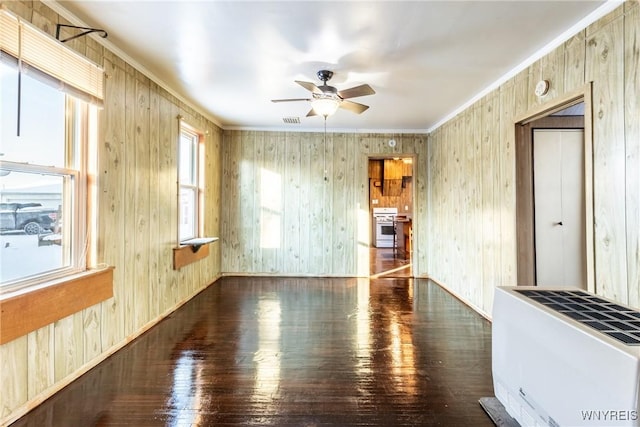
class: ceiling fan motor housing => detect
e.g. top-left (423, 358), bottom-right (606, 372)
top-left (317, 69), bottom-right (334, 82)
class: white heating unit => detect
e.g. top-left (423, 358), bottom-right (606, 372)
top-left (372, 207), bottom-right (397, 248)
top-left (493, 286), bottom-right (640, 427)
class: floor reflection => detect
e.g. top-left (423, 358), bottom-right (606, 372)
top-left (370, 247), bottom-right (412, 277)
top-left (11, 277), bottom-right (494, 427)
top-left (251, 298), bottom-right (282, 419)
top-left (353, 279), bottom-right (372, 378)
top-left (168, 350), bottom-right (204, 427)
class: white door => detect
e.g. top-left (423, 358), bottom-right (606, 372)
top-left (533, 129), bottom-right (586, 288)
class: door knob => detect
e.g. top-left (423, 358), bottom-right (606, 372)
top-left (554, 221), bottom-right (563, 226)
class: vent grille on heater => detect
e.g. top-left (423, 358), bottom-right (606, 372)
top-left (282, 117), bottom-right (300, 124)
top-left (515, 289), bottom-right (640, 345)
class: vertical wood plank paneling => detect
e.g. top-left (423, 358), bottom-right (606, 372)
top-left (414, 135), bottom-right (428, 276)
top-left (275, 132), bottom-right (287, 273)
top-left (134, 77), bottom-right (151, 328)
top-left (81, 305), bottom-right (100, 364)
top-left (252, 131), bottom-right (264, 272)
top-left (159, 95), bottom-right (176, 309)
top-left (122, 66), bottom-right (137, 337)
top-left (434, 126), bottom-right (447, 285)
top-left (148, 84), bottom-right (160, 320)
top-left (284, 133), bottom-right (301, 273)
top-left (356, 137), bottom-right (369, 277)
top-left (586, 15), bottom-right (628, 302)
top-left (332, 133), bottom-right (348, 274)
top-left (625, 1), bottom-right (640, 308)
top-left (250, 131), bottom-right (263, 272)
top-left (323, 132), bottom-right (335, 274)
top-left (209, 127), bottom-right (223, 274)
top-left (459, 111), bottom-right (473, 301)
top-left (99, 56), bottom-right (126, 350)
top-left (471, 105), bottom-right (483, 302)
top-left (299, 132), bottom-right (312, 273)
top-left (450, 120), bottom-right (462, 294)
top-left (0, 337), bottom-right (27, 417)
top-left (26, 326), bottom-right (53, 399)
top-left (345, 133), bottom-right (359, 275)
top-left (564, 31), bottom-right (587, 92)
top-left (262, 132), bottom-right (280, 273)
top-left (442, 123), bottom-right (453, 287)
top-left (53, 313), bottom-right (83, 382)
top-left (499, 79), bottom-right (517, 287)
top-left (309, 133), bottom-right (325, 275)
top-left (222, 131), bottom-right (238, 272)
top-left (424, 133), bottom-right (434, 276)
top-left (480, 95), bottom-right (495, 311)
top-left (168, 102), bottom-right (180, 303)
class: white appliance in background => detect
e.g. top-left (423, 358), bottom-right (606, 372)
top-left (493, 286), bottom-right (640, 427)
top-left (372, 207), bottom-right (398, 248)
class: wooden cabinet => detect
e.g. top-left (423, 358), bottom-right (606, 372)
top-left (368, 160), bottom-right (383, 180)
top-left (383, 159), bottom-right (403, 180)
top-left (383, 160), bottom-right (403, 195)
top-left (368, 158), bottom-right (413, 198)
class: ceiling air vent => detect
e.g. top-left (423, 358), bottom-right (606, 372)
top-left (282, 117), bottom-right (300, 124)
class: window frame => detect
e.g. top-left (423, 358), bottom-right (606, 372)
top-left (0, 82), bottom-right (93, 292)
top-left (177, 122), bottom-right (205, 243)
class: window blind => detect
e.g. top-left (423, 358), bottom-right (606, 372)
top-left (0, 8), bottom-right (104, 104)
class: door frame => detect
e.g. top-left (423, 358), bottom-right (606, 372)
top-left (514, 83), bottom-right (595, 292)
top-left (367, 154), bottom-right (417, 277)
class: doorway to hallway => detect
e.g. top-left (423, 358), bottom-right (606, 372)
top-left (515, 86), bottom-right (595, 291)
top-left (368, 156), bottom-right (414, 278)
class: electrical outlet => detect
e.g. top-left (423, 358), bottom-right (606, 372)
top-left (372, 199), bottom-right (379, 204)
top-left (405, 205), bottom-right (409, 211)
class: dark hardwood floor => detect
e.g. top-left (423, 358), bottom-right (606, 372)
top-left (369, 247), bottom-right (412, 278)
top-left (11, 274), bottom-right (494, 426)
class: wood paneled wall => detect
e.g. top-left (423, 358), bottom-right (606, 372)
top-left (220, 132), bottom-right (427, 277)
top-left (427, 1), bottom-right (639, 315)
top-left (0, 2), bottom-right (222, 424)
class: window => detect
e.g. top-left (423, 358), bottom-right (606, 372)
top-left (178, 124), bottom-right (204, 242)
top-left (0, 10), bottom-right (102, 291)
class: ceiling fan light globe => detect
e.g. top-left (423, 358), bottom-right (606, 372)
top-left (311, 98), bottom-right (340, 117)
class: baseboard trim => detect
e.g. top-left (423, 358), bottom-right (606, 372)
top-left (426, 276), bottom-right (493, 322)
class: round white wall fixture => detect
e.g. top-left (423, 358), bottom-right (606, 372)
top-left (535, 80), bottom-right (550, 97)
top-left (388, 139), bottom-right (397, 147)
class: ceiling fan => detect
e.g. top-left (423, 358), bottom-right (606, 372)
top-left (271, 70), bottom-right (375, 117)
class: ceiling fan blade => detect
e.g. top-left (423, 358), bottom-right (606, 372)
top-left (271, 98), bottom-right (311, 103)
top-left (306, 108), bottom-right (318, 117)
top-left (339, 100), bottom-right (369, 114)
top-left (337, 84), bottom-right (375, 99)
top-left (295, 80), bottom-right (322, 94)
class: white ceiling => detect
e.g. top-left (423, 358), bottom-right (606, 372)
top-left (53, 0), bottom-right (613, 133)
